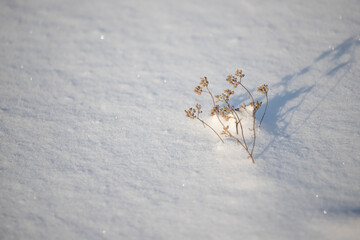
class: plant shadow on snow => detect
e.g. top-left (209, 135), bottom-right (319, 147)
top-left (327, 206), bottom-right (360, 217)
top-left (259, 36), bottom-right (360, 155)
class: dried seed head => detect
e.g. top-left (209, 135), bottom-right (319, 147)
top-left (235, 69), bottom-right (245, 78)
top-left (219, 106), bottom-right (232, 121)
top-left (211, 105), bottom-right (219, 116)
top-left (226, 71), bottom-right (244, 88)
top-left (226, 74), bottom-right (237, 87)
top-left (257, 84), bottom-right (268, 94)
top-left (215, 95), bottom-right (221, 103)
top-left (194, 86), bottom-right (203, 95)
top-left (224, 89), bottom-right (234, 96)
top-left (184, 108), bottom-right (197, 119)
top-left (250, 101), bottom-right (262, 113)
top-left (200, 77), bottom-right (209, 87)
top-left (215, 89), bottom-right (234, 104)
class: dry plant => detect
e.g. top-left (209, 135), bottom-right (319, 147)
top-left (185, 69), bottom-right (269, 163)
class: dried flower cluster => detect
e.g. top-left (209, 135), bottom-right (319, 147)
top-left (257, 84), bottom-right (268, 94)
top-left (185, 69), bottom-right (269, 163)
top-left (184, 108), bottom-right (197, 119)
top-left (249, 101), bottom-right (262, 112)
top-left (194, 86), bottom-right (202, 95)
top-left (200, 77), bottom-right (209, 87)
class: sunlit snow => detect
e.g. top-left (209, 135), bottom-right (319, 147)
top-left (1, 0), bottom-right (360, 239)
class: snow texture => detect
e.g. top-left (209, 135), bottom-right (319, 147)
top-left (1, 0), bottom-right (360, 239)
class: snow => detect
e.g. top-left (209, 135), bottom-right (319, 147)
top-left (1, 0), bottom-right (360, 239)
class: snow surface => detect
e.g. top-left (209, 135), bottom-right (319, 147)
top-left (1, 0), bottom-right (360, 239)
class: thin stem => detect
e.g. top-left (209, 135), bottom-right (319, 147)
top-left (239, 83), bottom-right (256, 155)
top-left (235, 119), bottom-right (239, 135)
top-left (207, 86), bottom-right (253, 161)
top-left (228, 106), bottom-right (239, 135)
top-left (204, 84), bottom-right (255, 163)
top-left (226, 104), bottom-right (248, 151)
top-left (205, 86), bottom-right (228, 131)
top-left (196, 117), bottom-right (224, 143)
top-left (205, 87), bottom-right (216, 107)
top-left (227, 103), bottom-right (240, 135)
top-left (226, 131), bottom-right (246, 151)
top-left (226, 130), bottom-right (255, 164)
top-left (259, 93), bottom-right (268, 127)
top-left (238, 119), bottom-right (248, 150)
top-left (229, 106), bottom-right (248, 150)
top-left (197, 111), bottom-right (206, 128)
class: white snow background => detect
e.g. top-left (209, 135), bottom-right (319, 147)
top-left (1, 0), bottom-right (360, 239)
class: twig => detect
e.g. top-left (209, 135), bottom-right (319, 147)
top-left (239, 83), bottom-right (256, 155)
top-left (259, 92), bottom-right (268, 127)
top-left (205, 86), bottom-right (228, 133)
top-left (196, 117), bottom-right (224, 143)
